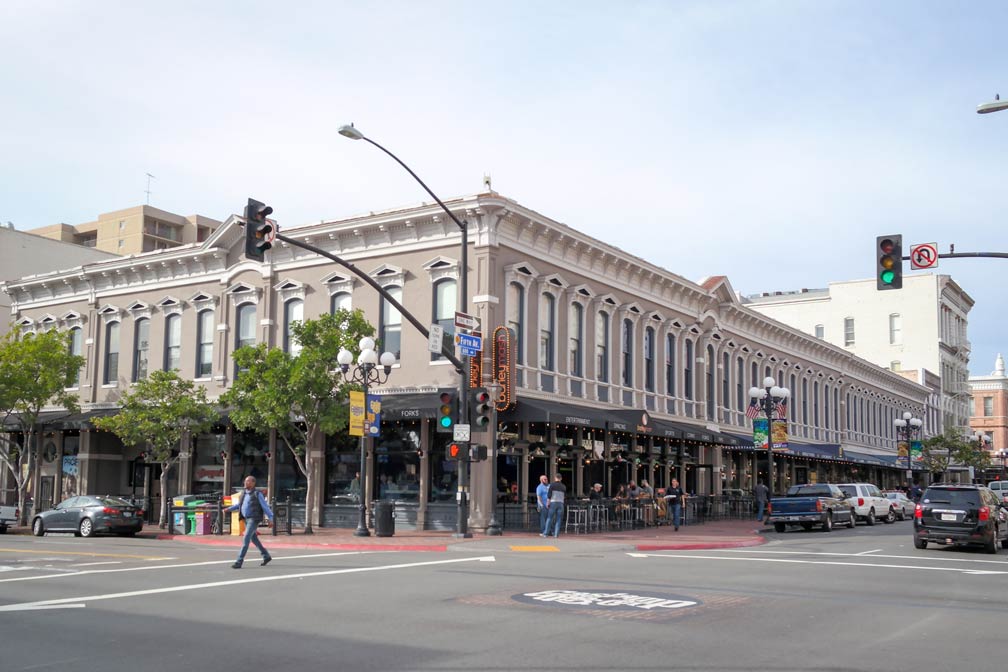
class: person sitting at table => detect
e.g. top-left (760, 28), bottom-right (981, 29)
top-left (626, 481), bottom-right (641, 499)
top-left (640, 479), bottom-right (654, 497)
top-left (613, 484), bottom-right (627, 500)
top-left (588, 483), bottom-right (604, 501)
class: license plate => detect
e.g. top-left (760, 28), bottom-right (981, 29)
top-left (123, 511), bottom-right (133, 517)
top-left (787, 516), bottom-right (799, 521)
top-left (940, 513), bottom-right (957, 521)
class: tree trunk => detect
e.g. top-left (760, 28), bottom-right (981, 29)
top-left (17, 481), bottom-right (28, 527)
top-left (303, 455), bottom-right (314, 535)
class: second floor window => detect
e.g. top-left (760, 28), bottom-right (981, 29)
top-left (433, 279), bottom-right (456, 361)
top-left (164, 314), bottom-right (181, 371)
top-left (380, 286), bottom-right (402, 360)
top-left (539, 293), bottom-right (555, 371)
top-left (569, 303), bottom-right (583, 377)
top-left (103, 321), bottom-right (120, 384)
top-left (284, 299), bottom-right (303, 356)
top-left (683, 339), bottom-right (693, 400)
top-left (68, 327), bottom-right (83, 388)
top-left (132, 318), bottom-right (149, 382)
top-left (196, 310), bottom-right (214, 378)
top-left (621, 319), bottom-right (633, 387)
top-left (644, 327), bottom-right (655, 392)
top-left (984, 396), bottom-right (994, 417)
top-left (596, 311), bottom-right (609, 383)
top-left (507, 282), bottom-right (524, 365)
top-left (330, 292), bottom-right (351, 314)
top-left (666, 334), bottom-right (675, 395)
top-left (844, 317), bottom-right (855, 346)
top-left (235, 303), bottom-right (256, 377)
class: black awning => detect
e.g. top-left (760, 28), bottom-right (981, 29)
top-left (499, 396), bottom-right (614, 429)
top-left (377, 390), bottom-right (454, 421)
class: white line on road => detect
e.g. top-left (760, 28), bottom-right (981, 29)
top-left (719, 548), bottom-right (1008, 565)
top-left (0, 555), bottom-right (496, 612)
top-left (855, 549), bottom-right (882, 555)
top-left (70, 561), bottom-right (122, 568)
top-left (626, 552), bottom-right (1007, 575)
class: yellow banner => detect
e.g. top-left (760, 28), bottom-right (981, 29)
top-left (349, 390), bottom-right (365, 436)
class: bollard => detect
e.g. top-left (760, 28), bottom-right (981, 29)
top-left (286, 495), bottom-right (292, 535)
top-left (215, 497), bottom-right (224, 535)
top-left (270, 497), bottom-right (277, 536)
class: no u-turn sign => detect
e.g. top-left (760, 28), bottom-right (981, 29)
top-left (910, 243), bottom-right (938, 270)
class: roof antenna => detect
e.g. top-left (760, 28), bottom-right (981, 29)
top-left (145, 173), bottom-right (156, 205)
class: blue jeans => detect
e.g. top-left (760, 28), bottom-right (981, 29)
top-left (236, 518), bottom-right (270, 564)
top-left (756, 501), bottom-right (767, 522)
top-left (671, 503), bottom-right (682, 528)
top-left (545, 502), bottom-right (565, 537)
top-left (538, 505), bottom-right (549, 534)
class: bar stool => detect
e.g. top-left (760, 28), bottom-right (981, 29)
top-left (565, 505), bottom-right (588, 534)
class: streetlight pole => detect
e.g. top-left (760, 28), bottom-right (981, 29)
top-left (894, 411), bottom-right (923, 489)
top-left (336, 337), bottom-right (397, 537)
top-left (338, 123), bottom-right (474, 538)
top-left (748, 377), bottom-right (790, 497)
top-left (486, 381), bottom-right (502, 536)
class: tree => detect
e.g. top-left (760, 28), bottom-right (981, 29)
top-left (0, 328), bottom-right (84, 524)
top-left (221, 310), bottom-right (374, 534)
top-left (921, 429), bottom-right (990, 484)
top-left (93, 370), bottom-right (217, 528)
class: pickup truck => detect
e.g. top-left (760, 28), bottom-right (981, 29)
top-left (767, 483), bottom-right (856, 533)
top-left (0, 504), bottom-right (16, 533)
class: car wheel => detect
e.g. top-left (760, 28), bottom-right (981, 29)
top-left (866, 508), bottom-right (876, 526)
top-left (32, 518), bottom-right (45, 537)
top-left (884, 507), bottom-right (895, 524)
top-left (985, 527), bottom-right (998, 554)
top-left (914, 537), bottom-right (927, 549)
top-left (79, 518), bottom-right (94, 538)
top-left (848, 509), bottom-right (856, 528)
top-left (774, 522), bottom-right (786, 533)
top-left (822, 513), bottom-right (833, 532)
top-left (896, 507), bottom-right (906, 521)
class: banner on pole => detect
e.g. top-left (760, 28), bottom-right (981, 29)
top-left (349, 390), bottom-right (365, 436)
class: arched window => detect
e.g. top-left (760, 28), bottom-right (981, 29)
top-left (330, 292), bottom-right (351, 314)
top-left (68, 327), bottom-right (83, 388)
top-left (789, 374), bottom-right (797, 422)
top-left (234, 304), bottom-right (256, 377)
top-left (706, 344), bottom-right (716, 420)
top-left (432, 279), bottom-right (456, 361)
top-left (380, 286), bottom-right (403, 359)
top-left (539, 293), bottom-right (555, 371)
top-left (568, 303), bottom-right (583, 377)
top-left (813, 381), bottom-right (820, 426)
top-left (103, 321), bottom-right (120, 384)
top-left (596, 311), bottom-right (609, 383)
top-left (665, 334), bottom-right (675, 395)
top-left (736, 357), bottom-right (744, 410)
top-left (164, 314), bottom-right (181, 372)
top-left (283, 299), bottom-right (303, 356)
top-left (683, 339), bottom-right (693, 400)
top-left (196, 309), bottom-right (214, 377)
top-left (132, 318), bottom-right (150, 382)
top-left (506, 283), bottom-right (524, 365)
top-left (751, 361), bottom-right (758, 388)
top-left (801, 378), bottom-right (809, 425)
top-left (722, 352), bottom-right (730, 411)
top-left (621, 319), bottom-right (633, 387)
top-left (644, 327), bottom-right (655, 392)
top-left (824, 384), bottom-right (830, 430)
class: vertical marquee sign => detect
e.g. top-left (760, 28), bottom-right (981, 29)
top-left (492, 326), bottom-right (515, 411)
top-left (468, 332), bottom-right (482, 389)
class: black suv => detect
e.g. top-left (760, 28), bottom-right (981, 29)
top-left (913, 484), bottom-right (1008, 553)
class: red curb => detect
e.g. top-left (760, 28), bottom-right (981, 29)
top-left (152, 534), bottom-right (447, 552)
top-left (635, 536), bottom-right (765, 551)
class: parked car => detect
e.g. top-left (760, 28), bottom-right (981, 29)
top-left (883, 491), bottom-right (915, 520)
top-left (32, 495), bottom-right (143, 538)
top-left (767, 483), bottom-right (855, 533)
top-left (987, 480), bottom-right (1008, 505)
top-left (914, 484), bottom-right (1008, 553)
top-left (837, 482), bottom-right (895, 525)
top-left (0, 504), bottom-right (16, 533)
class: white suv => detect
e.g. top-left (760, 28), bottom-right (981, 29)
top-left (837, 483), bottom-right (895, 525)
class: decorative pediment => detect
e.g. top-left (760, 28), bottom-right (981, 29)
top-left (158, 296), bottom-right (183, 316)
top-left (227, 282), bottom-right (262, 306)
top-left (541, 273), bottom-right (568, 289)
top-left (370, 264), bottom-right (405, 288)
top-left (571, 284), bottom-right (594, 299)
top-left (15, 316), bottom-right (34, 332)
top-left (98, 304), bottom-right (121, 324)
top-left (273, 278), bottom-right (306, 303)
top-left (38, 314), bottom-right (59, 328)
top-left (422, 256), bottom-right (459, 283)
top-left (188, 292), bottom-right (218, 309)
top-left (505, 261), bottom-right (538, 278)
top-left (321, 272), bottom-right (355, 296)
top-left (61, 311), bottom-right (86, 330)
top-left (126, 301), bottom-right (151, 320)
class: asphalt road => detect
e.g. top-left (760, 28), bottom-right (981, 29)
top-left (2, 519), bottom-right (1006, 672)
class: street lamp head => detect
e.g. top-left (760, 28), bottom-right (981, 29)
top-left (338, 123), bottom-right (365, 140)
top-left (977, 97), bottom-right (1008, 114)
top-left (359, 348), bottom-right (378, 366)
top-left (762, 376), bottom-right (776, 389)
top-left (902, 411), bottom-right (913, 421)
top-left (359, 336), bottom-right (376, 352)
top-left (748, 386), bottom-right (761, 399)
top-left (894, 418), bottom-right (907, 428)
top-left (337, 349), bottom-right (354, 367)
top-left (770, 386), bottom-right (785, 399)
top-left (909, 418), bottom-right (923, 428)
top-left (379, 351), bottom-right (396, 368)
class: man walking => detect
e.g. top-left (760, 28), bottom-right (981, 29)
top-left (536, 474), bottom-right (550, 535)
top-left (543, 474), bottom-right (567, 538)
top-left (754, 480), bottom-right (769, 523)
top-left (665, 478), bottom-right (685, 531)
top-left (225, 476), bottom-right (274, 569)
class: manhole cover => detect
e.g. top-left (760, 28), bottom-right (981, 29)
top-left (512, 589), bottom-right (700, 612)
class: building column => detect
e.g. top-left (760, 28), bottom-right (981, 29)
top-left (177, 430), bottom-right (193, 495)
top-left (309, 430), bottom-right (325, 528)
top-left (416, 419), bottom-right (430, 530)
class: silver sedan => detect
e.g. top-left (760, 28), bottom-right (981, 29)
top-left (884, 491), bottom-right (916, 521)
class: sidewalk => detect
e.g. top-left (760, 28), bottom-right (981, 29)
top-left (143, 518), bottom-right (768, 552)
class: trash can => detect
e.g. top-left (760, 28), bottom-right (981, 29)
top-left (172, 510), bottom-right (189, 535)
top-left (373, 500), bottom-right (395, 537)
top-left (193, 510), bottom-right (212, 535)
top-left (185, 501), bottom-right (204, 535)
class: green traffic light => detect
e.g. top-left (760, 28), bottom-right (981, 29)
top-left (880, 270), bottom-right (895, 284)
top-left (439, 416), bottom-right (453, 428)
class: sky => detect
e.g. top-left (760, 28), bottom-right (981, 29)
top-left (2, 1), bottom-right (1006, 376)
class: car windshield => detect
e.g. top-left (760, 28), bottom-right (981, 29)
top-left (922, 489), bottom-right (980, 508)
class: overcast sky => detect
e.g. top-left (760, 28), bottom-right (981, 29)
top-left (2, 1), bottom-right (1005, 377)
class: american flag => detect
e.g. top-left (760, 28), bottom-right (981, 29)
top-left (745, 400), bottom-right (761, 419)
top-left (775, 400), bottom-right (787, 419)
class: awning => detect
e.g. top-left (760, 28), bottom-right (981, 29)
top-left (1, 408), bottom-right (121, 431)
top-left (844, 449), bottom-right (895, 467)
top-left (607, 410), bottom-right (683, 439)
top-left (376, 390), bottom-right (452, 421)
top-left (499, 396), bottom-right (614, 429)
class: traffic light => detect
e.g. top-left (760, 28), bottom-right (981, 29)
top-left (470, 387), bottom-right (491, 428)
top-left (470, 444), bottom-right (488, 461)
top-left (446, 442), bottom-right (467, 460)
top-left (876, 234), bottom-right (903, 290)
top-left (436, 390), bottom-right (457, 433)
top-left (244, 198), bottom-right (275, 262)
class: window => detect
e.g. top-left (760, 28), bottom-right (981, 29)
top-left (644, 327), bottom-right (655, 391)
top-left (621, 319), bottom-right (633, 387)
top-left (380, 286), bottom-right (403, 359)
top-left (235, 304), bottom-right (256, 377)
top-left (569, 303), bottom-right (583, 377)
top-left (68, 327), bottom-right (83, 387)
top-left (330, 292), bottom-right (351, 314)
top-left (507, 283), bottom-right (524, 365)
top-left (684, 339), bottom-right (693, 400)
top-left (722, 352), bottom-right (730, 410)
top-left (844, 318), bottom-right (855, 346)
top-left (132, 318), bottom-right (150, 382)
top-left (103, 321), bottom-right (120, 384)
top-left (164, 314), bottom-right (181, 371)
top-left (283, 299), bottom-right (303, 357)
top-left (539, 293), bottom-right (555, 371)
top-left (665, 334), bottom-right (675, 395)
top-left (736, 357), bottom-right (744, 410)
top-left (889, 313), bottom-right (902, 345)
top-left (196, 309), bottom-right (214, 378)
top-left (432, 280), bottom-right (456, 361)
top-left (801, 378), bottom-right (809, 425)
top-left (596, 311), bottom-right (609, 382)
top-left (814, 324), bottom-right (824, 339)
top-left (706, 345), bottom-right (715, 420)
top-left (984, 397), bottom-right (994, 417)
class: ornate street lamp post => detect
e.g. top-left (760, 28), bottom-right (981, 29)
top-left (894, 411), bottom-right (923, 488)
top-left (486, 381), bottom-right (503, 536)
top-left (748, 376), bottom-right (790, 497)
top-left (336, 336), bottom-right (397, 537)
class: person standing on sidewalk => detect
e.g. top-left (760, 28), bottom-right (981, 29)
top-left (754, 480), bottom-right (769, 523)
top-left (536, 474), bottom-right (550, 535)
top-left (225, 476), bottom-right (274, 569)
top-left (665, 478), bottom-right (685, 531)
top-left (543, 474), bottom-right (567, 538)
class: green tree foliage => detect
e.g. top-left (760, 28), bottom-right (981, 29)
top-left (0, 328), bottom-right (84, 524)
top-left (921, 428), bottom-right (991, 483)
top-left (221, 310), bottom-right (374, 534)
top-left (93, 370), bottom-right (217, 528)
